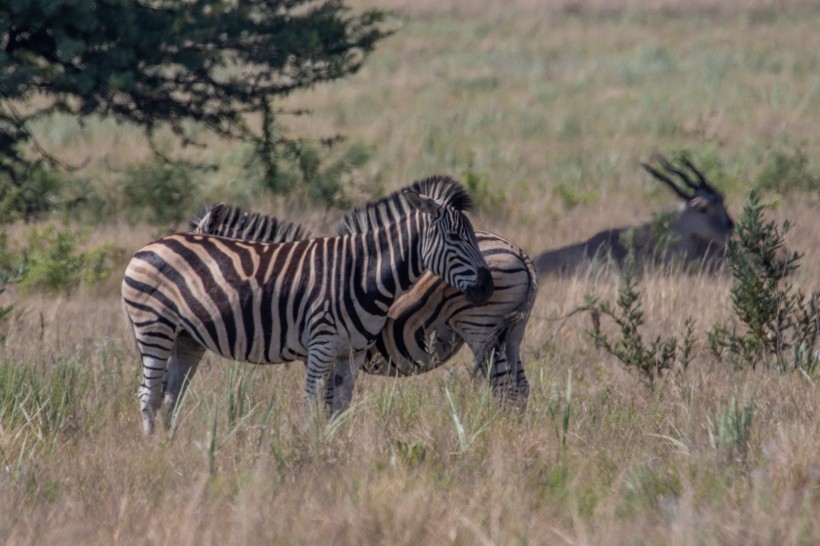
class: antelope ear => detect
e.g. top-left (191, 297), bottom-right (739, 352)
top-left (689, 196), bottom-right (710, 213)
top-left (404, 190), bottom-right (443, 218)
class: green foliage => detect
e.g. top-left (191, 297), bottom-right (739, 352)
top-left (588, 261), bottom-right (695, 386)
top-left (392, 438), bottom-right (427, 467)
top-left (0, 359), bottom-right (89, 453)
top-left (706, 394), bottom-right (755, 463)
top-left (462, 153), bottom-right (507, 214)
top-left (1, 0), bottom-right (391, 213)
top-left (755, 144), bottom-right (820, 195)
top-left (708, 190), bottom-right (819, 373)
top-left (121, 159), bottom-right (198, 226)
top-left (552, 181), bottom-right (598, 209)
top-left (245, 138), bottom-right (373, 209)
top-left (0, 164), bottom-right (63, 223)
top-left (0, 163), bottom-right (100, 224)
top-left (13, 224), bottom-right (123, 293)
top-left (0, 232), bottom-right (20, 337)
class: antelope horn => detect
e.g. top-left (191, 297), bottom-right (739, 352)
top-left (680, 156), bottom-right (720, 194)
top-left (656, 154), bottom-right (705, 194)
top-left (641, 156), bottom-right (694, 201)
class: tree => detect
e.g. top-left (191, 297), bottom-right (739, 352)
top-left (0, 0), bottom-right (390, 212)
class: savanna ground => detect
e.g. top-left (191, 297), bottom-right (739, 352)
top-left (2, 0), bottom-right (820, 543)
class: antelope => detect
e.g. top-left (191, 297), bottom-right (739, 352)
top-left (534, 155), bottom-right (735, 276)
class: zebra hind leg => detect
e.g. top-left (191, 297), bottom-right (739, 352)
top-left (137, 351), bottom-right (172, 436)
top-left (161, 333), bottom-right (206, 431)
top-left (131, 320), bottom-right (181, 436)
top-left (501, 317), bottom-right (530, 409)
top-left (470, 334), bottom-right (527, 410)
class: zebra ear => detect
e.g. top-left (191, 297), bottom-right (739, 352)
top-left (404, 190), bottom-right (443, 218)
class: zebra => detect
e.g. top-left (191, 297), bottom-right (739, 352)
top-left (121, 176), bottom-right (493, 435)
top-left (188, 204), bottom-right (537, 407)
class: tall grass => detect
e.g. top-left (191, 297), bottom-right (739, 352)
top-left (1, 0), bottom-right (820, 544)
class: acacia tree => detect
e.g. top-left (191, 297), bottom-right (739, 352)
top-left (0, 0), bottom-right (390, 215)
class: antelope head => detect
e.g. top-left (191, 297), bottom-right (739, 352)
top-left (641, 154), bottom-right (735, 245)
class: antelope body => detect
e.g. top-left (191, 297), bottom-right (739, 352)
top-left (534, 156), bottom-right (735, 277)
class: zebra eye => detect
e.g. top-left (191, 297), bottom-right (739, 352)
top-left (446, 232), bottom-right (461, 243)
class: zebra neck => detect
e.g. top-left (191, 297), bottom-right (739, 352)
top-left (354, 213), bottom-right (427, 309)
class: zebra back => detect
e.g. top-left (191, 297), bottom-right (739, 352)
top-left (337, 175), bottom-right (473, 236)
top-left (188, 203), bottom-right (311, 243)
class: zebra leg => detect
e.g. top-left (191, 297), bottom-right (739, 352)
top-left (135, 336), bottom-right (175, 436)
top-left (305, 343), bottom-right (336, 414)
top-left (330, 353), bottom-right (364, 413)
top-left (126, 301), bottom-right (180, 435)
top-left (502, 319), bottom-right (530, 409)
top-left (468, 335), bottom-right (524, 409)
top-left (160, 333), bottom-right (206, 430)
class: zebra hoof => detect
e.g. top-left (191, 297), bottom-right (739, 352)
top-left (142, 409), bottom-right (156, 436)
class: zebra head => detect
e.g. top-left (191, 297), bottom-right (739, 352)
top-left (404, 189), bottom-right (494, 305)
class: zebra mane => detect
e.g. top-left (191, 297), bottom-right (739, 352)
top-left (188, 203), bottom-right (311, 243)
top-left (337, 175), bottom-right (474, 236)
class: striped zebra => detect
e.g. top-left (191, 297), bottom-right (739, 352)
top-left (189, 203), bottom-right (537, 407)
top-left (122, 176), bottom-right (493, 435)
top-left (362, 232), bottom-right (536, 406)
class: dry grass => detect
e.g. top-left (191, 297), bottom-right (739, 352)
top-left (3, 1), bottom-right (820, 544)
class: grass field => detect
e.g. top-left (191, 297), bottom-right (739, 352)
top-left (2, 1), bottom-right (820, 544)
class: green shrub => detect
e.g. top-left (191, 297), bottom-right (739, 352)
top-left (0, 231), bottom-right (21, 337)
top-left (462, 153), bottom-right (508, 214)
top-left (122, 160), bottom-right (198, 226)
top-left (708, 190), bottom-right (819, 373)
top-left (755, 145), bottom-right (820, 195)
top-left (0, 164), bottom-right (66, 223)
top-left (14, 225), bottom-right (123, 294)
top-left (587, 260), bottom-right (696, 387)
top-left (247, 137), bottom-right (373, 209)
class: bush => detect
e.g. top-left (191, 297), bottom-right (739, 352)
top-left (587, 259), bottom-right (695, 387)
top-left (122, 160), bottom-right (198, 226)
top-left (0, 164), bottom-right (67, 223)
top-left (708, 190), bottom-right (819, 373)
top-left (13, 225), bottom-right (123, 294)
top-left (462, 153), bottom-right (508, 215)
top-left (246, 138), bottom-right (373, 209)
top-left (755, 145), bottom-right (820, 195)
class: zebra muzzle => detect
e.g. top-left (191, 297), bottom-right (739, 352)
top-left (463, 266), bottom-right (494, 305)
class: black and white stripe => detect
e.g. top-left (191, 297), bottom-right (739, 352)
top-left (122, 176), bottom-right (492, 434)
top-left (362, 231), bottom-right (537, 407)
top-left (188, 204), bottom-right (537, 407)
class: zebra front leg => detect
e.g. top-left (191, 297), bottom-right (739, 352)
top-left (304, 343), bottom-right (336, 415)
top-left (330, 353), bottom-right (364, 413)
